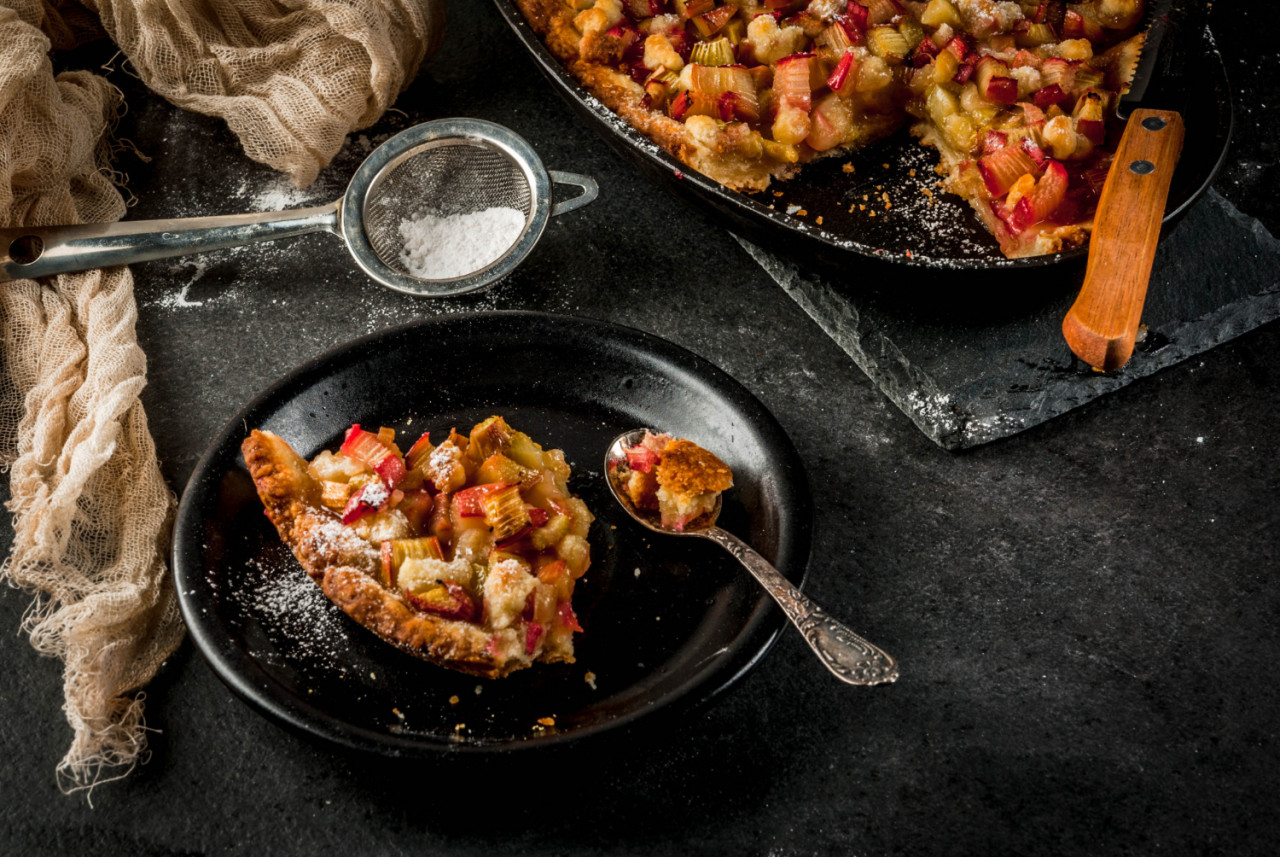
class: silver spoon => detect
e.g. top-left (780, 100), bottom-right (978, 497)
top-left (605, 430), bottom-right (899, 686)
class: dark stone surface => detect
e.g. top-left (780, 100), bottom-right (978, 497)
top-left (744, 189), bottom-right (1280, 448)
top-left (1, 2), bottom-right (1277, 855)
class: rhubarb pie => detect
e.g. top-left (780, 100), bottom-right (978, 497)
top-left (242, 416), bottom-right (593, 678)
top-left (515, 0), bottom-right (1146, 258)
top-left (613, 431), bottom-right (734, 530)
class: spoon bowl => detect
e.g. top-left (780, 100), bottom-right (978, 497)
top-left (605, 429), bottom-right (899, 687)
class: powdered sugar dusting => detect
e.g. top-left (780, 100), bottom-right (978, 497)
top-left (399, 207), bottom-right (527, 279)
top-left (234, 554), bottom-right (352, 668)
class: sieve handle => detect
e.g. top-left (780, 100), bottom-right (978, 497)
top-left (0, 202), bottom-right (340, 283)
top-left (548, 171), bottom-right (599, 217)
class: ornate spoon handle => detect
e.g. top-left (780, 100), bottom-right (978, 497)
top-left (702, 526), bottom-right (898, 686)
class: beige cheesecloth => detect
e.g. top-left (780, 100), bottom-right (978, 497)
top-left (0, 0), bottom-right (443, 793)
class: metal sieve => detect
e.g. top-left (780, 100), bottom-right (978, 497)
top-left (0, 118), bottom-right (598, 297)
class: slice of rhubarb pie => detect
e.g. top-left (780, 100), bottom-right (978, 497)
top-left (242, 416), bottom-right (593, 678)
top-left (514, 0), bottom-right (1147, 258)
top-left (614, 430), bottom-right (734, 530)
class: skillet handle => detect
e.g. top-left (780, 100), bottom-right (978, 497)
top-left (1062, 108), bottom-right (1185, 371)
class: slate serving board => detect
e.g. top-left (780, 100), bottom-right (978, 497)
top-left (741, 190), bottom-right (1280, 450)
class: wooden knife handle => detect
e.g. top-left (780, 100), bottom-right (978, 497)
top-left (1062, 108), bottom-right (1186, 371)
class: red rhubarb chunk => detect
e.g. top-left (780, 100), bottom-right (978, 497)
top-left (524, 622), bottom-right (545, 655)
top-left (827, 50), bottom-right (856, 90)
top-left (670, 90), bottom-right (691, 120)
top-left (404, 582), bottom-right (477, 622)
top-left (625, 444), bottom-right (660, 473)
top-left (1077, 118), bottom-right (1106, 145)
top-left (1033, 83), bottom-right (1068, 109)
top-left (977, 144), bottom-right (1041, 196)
top-left (454, 482), bottom-right (514, 517)
top-left (845, 1), bottom-right (869, 32)
top-left (342, 481), bottom-right (390, 525)
top-left (558, 601), bottom-right (584, 633)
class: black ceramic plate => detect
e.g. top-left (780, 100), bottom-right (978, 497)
top-left (173, 312), bottom-right (811, 757)
top-left (493, 0), bottom-right (1233, 274)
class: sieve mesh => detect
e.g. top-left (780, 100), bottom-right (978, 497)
top-left (363, 141), bottom-right (533, 278)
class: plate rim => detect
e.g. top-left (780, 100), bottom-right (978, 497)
top-left (491, 0), bottom-right (1234, 272)
top-left (173, 310), bottom-right (814, 756)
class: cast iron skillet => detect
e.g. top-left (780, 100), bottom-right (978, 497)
top-left (493, 0), bottom-right (1233, 279)
top-left (173, 312), bottom-right (812, 757)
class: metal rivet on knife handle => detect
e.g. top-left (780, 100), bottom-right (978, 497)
top-left (1130, 160), bottom-right (1156, 175)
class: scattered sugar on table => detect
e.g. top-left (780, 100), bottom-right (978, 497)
top-left (399, 206), bottom-right (526, 279)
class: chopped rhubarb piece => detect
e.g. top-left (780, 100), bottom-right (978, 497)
top-left (943, 34), bottom-right (971, 62)
top-left (1076, 119), bottom-right (1105, 146)
top-left (673, 0), bottom-right (712, 18)
top-left (320, 479), bottom-right (353, 510)
top-left (807, 91), bottom-right (854, 151)
top-left (773, 53), bottom-right (813, 110)
top-left (981, 130), bottom-right (1008, 155)
top-left (952, 60), bottom-right (975, 84)
top-left (975, 56), bottom-right (1017, 104)
top-left (341, 480), bottom-right (390, 524)
top-left (866, 25), bottom-right (909, 63)
top-left (495, 523), bottom-right (534, 550)
top-left (1015, 21), bottom-right (1056, 47)
top-left (1038, 57), bottom-right (1074, 91)
top-left (1009, 159), bottom-right (1069, 231)
top-left (690, 36), bottom-right (734, 67)
top-left (622, 0), bottom-right (666, 20)
top-left (845, 0), bottom-right (869, 32)
top-left (669, 89), bottom-right (691, 120)
top-left (626, 443), bottom-right (660, 472)
top-left (404, 582), bottom-right (476, 622)
top-left (827, 50), bottom-right (857, 91)
top-left (524, 622), bottom-right (545, 655)
top-left (1009, 49), bottom-right (1042, 70)
top-left (558, 601), bottom-right (584, 633)
top-left (1061, 9), bottom-right (1103, 41)
top-left (911, 35), bottom-right (940, 68)
top-left (1073, 64), bottom-right (1104, 92)
top-left (528, 507), bottom-right (550, 528)
top-left (380, 536), bottom-right (444, 588)
top-left (340, 425), bottom-right (406, 489)
top-left (397, 488), bottom-right (434, 532)
top-left (405, 431), bottom-right (433, 471)
top-left (863, 0), bottom-right (902, 26)
top-left (1033, 83), bottom-right (1068, 109)
top-left (1072, 90), bottom-right (1107, 145)
top-left (691, 4), bottom-right (735, 38)
top-left (689, 65), bottom-right (760, 122)
top-left (977, 142), bottom-right (1042, 196)
top-left (454, 482), bottom-right (513, 517)
top-left (771, 53), bottom-right (813, 144)
top-left (667, 29), bottom-right (693, 61)
top-left (1021, 136), bottom-right (1049, 168)
top-left (537, 559), bottom-right (569, 586)
top-left (482, 484), bottom-right (531, 541)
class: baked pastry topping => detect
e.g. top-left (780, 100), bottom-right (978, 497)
top-left (514, 0), bottom-right (1146, 258)
top-left (614, 431), bottom-right (733, 530)
top-left (242, 416), bottom-right (593, 678)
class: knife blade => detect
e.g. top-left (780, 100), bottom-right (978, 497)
top-left (1118, 0), bottom-right (1207, 118)
top-left (1061, 0), bottom-right (1200, 372)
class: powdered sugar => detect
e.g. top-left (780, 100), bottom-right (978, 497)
top-left (398, 207), bottom-right (526, 280)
